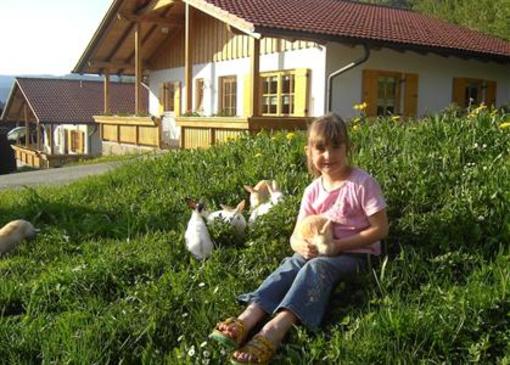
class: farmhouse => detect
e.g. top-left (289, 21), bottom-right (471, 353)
top-left (73, 0), bottom-right (510, 151)
top-left (0, 77), bottom-right (147, 168)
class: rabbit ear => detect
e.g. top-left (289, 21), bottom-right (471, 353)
top-left (186, 198), bottom-right (197, 209)
top-left (220, 204), bottom-right (229, 211)
top-left (235, 200), bottom-right (246, 213)
top-left (244, 185), bottom-right (255, 193)
top-left (267, 183), bottom-right (274, 194)
top-left (319, 219), bottom-right (333, 235)
top-left (272, 180), bottom-right (279, 191)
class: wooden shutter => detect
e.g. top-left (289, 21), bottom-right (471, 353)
top-left (174, 81), bottom-right (181, 116)
top-left (485, 81), bottom-right (497, 106)
top-left (452, 77), bottom-right (467, 107)
top-left (362, 70), bottom-right (377, 117)
top-left (78, 131), bottom-right (85, 154)
top-left (403, 73), bottom-right (419, 118)
top-left (243, 74), bottom-right (252, 117)
top-left (293, 68), bottom-right (309, 117)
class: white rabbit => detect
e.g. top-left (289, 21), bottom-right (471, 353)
top-left (248, 180), bottom-right (284, 225)
top-left (185, 199), bottom-right (214, 260)
top-left (243, 180), bottom-right (271, 209)
top-left (207, 200), bottom-right (247, 236)
top-left (0, 219), bottom-right (39, 256)
top-left (294, 215), bottom-right (334, 256)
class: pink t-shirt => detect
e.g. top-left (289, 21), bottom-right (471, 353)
top-left (297, 167), bottom-right (386, 255)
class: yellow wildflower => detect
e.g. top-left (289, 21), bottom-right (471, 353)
top-left (391, 115), bottom-right (400, 122)
top-left (286, 132), bottom-right (296, 141)
top-left (353, 102), bottom-right (367, 111)
top-left (352, 124), bottom-right (360, 131)
top-left (254, 152), bottom-right (262, 158)
top-left (499, 122), bottom-right (510, 129)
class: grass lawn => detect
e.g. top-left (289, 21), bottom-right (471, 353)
top-left (0, 107), bottom-right (509, 364)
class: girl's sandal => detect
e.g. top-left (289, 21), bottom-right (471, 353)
top-left (230, 334), bottom-right (276, 365)
top-left (209, 317), bottom-right (247, 349)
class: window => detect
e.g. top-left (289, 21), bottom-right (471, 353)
top-left (362, 70), bottom-right (418, 118)
top-left (219, 76), bottom-right (237, 116)
top-left (195, 78), bottom-right (204, 112)
top-left (70, 130), bottom-right (84, 153)
top-left (452, 78), bottom-right (496, 107)
top-left (261, 71), bottom-right (296, 116)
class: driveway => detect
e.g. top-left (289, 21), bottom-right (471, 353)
top-left (0, 162), bottom-right (123, 191)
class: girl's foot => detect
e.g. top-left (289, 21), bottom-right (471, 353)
top-left (231, 310), bottom-right (298, 363)
top-left (210, 304), bottom-right (267, 349)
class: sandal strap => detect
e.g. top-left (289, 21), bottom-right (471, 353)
top-left (237, 335), bottom-right (276, 364)
top-left (215, 317), bottom-right (247, 343)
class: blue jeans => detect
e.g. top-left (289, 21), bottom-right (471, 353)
top-left (238, 253), bottom-right (368, 331)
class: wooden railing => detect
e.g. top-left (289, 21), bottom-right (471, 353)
top-left (11, 145), bottom-right (87, 169)
top-left (176, 116), bottom-right (313, 149)
top-left (94, 115), bottom-right (161, 148)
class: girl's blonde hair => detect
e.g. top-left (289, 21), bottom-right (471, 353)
top-left (306, 113), bottom-right (350, 177)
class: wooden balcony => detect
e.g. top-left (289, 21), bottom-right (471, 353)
top-left (176, 116), bottom-right (313, 149)
top-left (11, 145), bottom-right (88, 169)
top-left (94, 115), bottom-right (162, 148)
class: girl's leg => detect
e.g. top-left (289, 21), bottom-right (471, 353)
top-left (276, 254), bottom-right (367, 330)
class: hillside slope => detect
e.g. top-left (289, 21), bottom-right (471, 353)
top-left (0, 109), bottom-right (509, 363)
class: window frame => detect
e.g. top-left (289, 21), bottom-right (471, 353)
top-left (219, 75), bottom-right (237, 116)
top-left (260, 69), bottom-right (297, 116)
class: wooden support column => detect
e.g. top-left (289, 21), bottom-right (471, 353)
top-left (250, 37), bottom-right (260, 117)
top-left (185, 3), bottom-right (192, 113)
top-left (104, 71), bottom-right (111, 114)
top-left (135, 23), bottom-right (142, 115)
top-left (36, 123), bottom-right (41, 151)
top-left (24, 105), bottom-right (29, 147)
top-left (49, 124), bottom-right (54, 155)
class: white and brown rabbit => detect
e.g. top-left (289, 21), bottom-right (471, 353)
top-left (0, 219), bottom-right (39, 256)
top-left (185, 199), bottom-right (214, 260)
top-left (244, 180), bottom-right (272, 209)
top-left (207, 200), bottom-right (247, 236)
top-left (294, 215), bottom-right (334, 256)
top-left (248, 180), bottom-right (284, 225)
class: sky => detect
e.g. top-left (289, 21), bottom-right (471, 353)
top-left (0, 0), bottom-right (113, 76)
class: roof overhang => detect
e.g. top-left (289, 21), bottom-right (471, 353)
top-left (0, 80), bottom-right (39, 124)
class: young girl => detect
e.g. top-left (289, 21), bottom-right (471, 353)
top-left (210, 113), bottom-right (389, 364)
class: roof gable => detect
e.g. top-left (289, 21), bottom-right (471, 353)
top-left (1, 78), bottom-right (147, 124)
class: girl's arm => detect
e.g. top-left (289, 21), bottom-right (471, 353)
top-left (290, 229), bottom-right (318, 259)
top-left (330, 209), bottom-right (389, 255)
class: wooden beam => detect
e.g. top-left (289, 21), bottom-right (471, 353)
top-left (89, 61), bottom-right (137, 70)
top-left (24, 105), bottom-right (29, 147)
top-left (118, 12), bottom-right (184, 27)
top-left (250, 38), bottom-right (260, 117)
top-left (49, 124), bottom-right (54, 155)
top-left (185, 3), bottom-right (192, 113)
top-left (104, 72), bottom-right (111, 114)
top-left (135, 23), bottom-right (143, 115)
top-left (140, 0), bottom-right (176, 14)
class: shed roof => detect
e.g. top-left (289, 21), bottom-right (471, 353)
top-left (74, 0), bottom-right (510, 75)
top-left (0, 77), bottom-right (147, 124)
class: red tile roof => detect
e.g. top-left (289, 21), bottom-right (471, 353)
top-left (201, 0), bottom-right (510, 62)
top-left (15, 78), bottom-right (148, 124)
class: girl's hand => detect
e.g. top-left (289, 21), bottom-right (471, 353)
top-left (292, 237), bottom-right (318, 259)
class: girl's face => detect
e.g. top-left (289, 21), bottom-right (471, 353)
top-left (309, 142), bottom-right (348, 179)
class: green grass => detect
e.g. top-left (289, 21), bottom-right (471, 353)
top-left (0, 108), bottom-right (509, 364)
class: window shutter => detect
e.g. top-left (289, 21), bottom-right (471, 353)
top-left (362, 70), bottom-right (377, 117)
top-left (485, 81), bottom-right (497, 106)
top-left (243, 74), bottom-right (252, 117)
top-left (293, 68), bottom-right (309, 117)
top-left (159, 84), bottom-right (165, 114)
top-left (174, 81), bottom-right (181, 116)
top-left (79, 131), bottom-right (85, 154)
top-left (452, 77), bottom-right (466, 107)
top-left (403, 73), bottom-right (419, 118)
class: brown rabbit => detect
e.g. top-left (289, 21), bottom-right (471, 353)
top-left (294, 215), bottom-right (334, 256)
top-left (0, 220), bottom-right (39, 256)
top-left (244, 180), bottom-right (272, 209)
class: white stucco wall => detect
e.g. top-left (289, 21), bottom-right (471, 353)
top-left (43, 124), bottom-right (101, 156)
top-left (326, 43), bottom-right (510, 119)
top-left (148, 46), bottom-right (327, 118)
